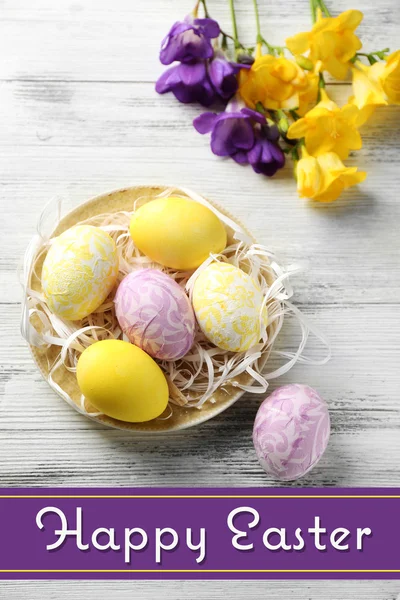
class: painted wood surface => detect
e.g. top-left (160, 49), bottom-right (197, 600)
top-left (0, 0), bottom-right (399, 597)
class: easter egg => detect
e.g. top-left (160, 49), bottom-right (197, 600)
top-left (76, 339), bottom-right (169, 422)
top-left (130, 197), bottom-right (227, 270)
top-left (115, 269), bottom-right (195, 360)
top-left (253, 384), bottom-right (330, 481)
top-left (42, 225), bottom-right (119, 321)
top-left (192, 262), bottom-right (268, 352)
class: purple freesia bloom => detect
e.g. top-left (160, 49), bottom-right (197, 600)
top-left (193, 100), bottom-right (265, 163)
top-left (193, 101), bottom-right (265, 160)
top-left (194, 99), bottom-right (285, 176)
top-left (155, 61), bottom-right (217, 106)
top-left (208, 51), bottom-right (239, 99)
top-left (160, 16), bottom-right (220, 65)
top-left (248, 125), bottom-right (285, 176)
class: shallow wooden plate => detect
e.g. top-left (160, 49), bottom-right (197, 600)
top-left (29, 185), bottom-right (277, 432)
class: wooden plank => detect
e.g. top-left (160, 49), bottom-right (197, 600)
top-left (0, 0), bottom-right (398, 82)
top-left (0, 580), bottom-right (399, 599)
top-left (1, 80), bottom-right (399, 155)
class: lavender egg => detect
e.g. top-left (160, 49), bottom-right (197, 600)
top-left (115, 269), bottom-right (195, 361)
top-left (253, 384), bottom-right (330, 481)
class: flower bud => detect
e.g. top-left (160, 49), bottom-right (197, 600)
top-left (278, 116), bottom-right (289, 135)
top-left (295, 55), bottom-right (314, 71)
top-left (237, 53), bottom-right (255, 66)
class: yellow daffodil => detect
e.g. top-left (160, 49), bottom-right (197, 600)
top-left (238, 54), bottom-right (311, 111)
top-left (287, 89), bottom-right (362, 159)
top-left (349, 61), bottom-right (388, 126)
top-left (369, 50), bottom-right (400, 104)
top-left (286, 9), bottom-right (363, 80)
top-left (296, 148), bottom-right (366, 203)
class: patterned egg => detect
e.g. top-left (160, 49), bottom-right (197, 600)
top-left (77, 339), bottom-right (169, 422)
top-left (115, 269), bottom-right (195, 360)
top-left (130, 197), bottom-right (227, 270)
top-left (253, 384), bottom-right (330, 481)
top-left (42, 225), bottom-right (119, 321)
top-left (192, 262), bottom-right (268, 352)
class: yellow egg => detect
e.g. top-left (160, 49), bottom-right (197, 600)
top-left (130, 197), bottom-right (227, 270)
top-left (192, 262), bottom-right (268, 352)
top-left (42, 225), bottom-right (119, 320)
top-left (76, 339), bottom-right (169, 422)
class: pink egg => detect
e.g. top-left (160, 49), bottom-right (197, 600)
top-left (253, 384), bottom-right (330, 481)
top-left (114, 269), bottom-right (195, 361)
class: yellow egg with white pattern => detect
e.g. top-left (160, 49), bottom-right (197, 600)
top-left (192, 262), bottom-right (268, 352)
top-left (42, 225), bottom-right (119, 320)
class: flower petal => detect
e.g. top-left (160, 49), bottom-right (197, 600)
top-left (178, 30), bottom-right (214, 62)
top-left (286, 32), bottom-right (310, 55)
top-left (193, 112), bottom-right (218, 134)
top-left (170, 83), bottom-right (199, 104)
top-left (211, 117), bottom-right (254, 156)
top-left (287, 118), bottom-right (309, 140)
top-left (270, 143), bottom-right (285, 166)
top-left (241, 107), bottom-right (266, 124)
top-left (178, 61), bottom-right (206, 85)
top-left (232, 151), bottom-right (249, 164)
top-left (335, 9), bottom-right (363, 31)
top-left (160, 23), bottom-right (192, 65)
top-left (155, 66), bottom-right (181, 93)
top-left (194, 18), bottom-right (220, 38)
top-left (247, 140), bottom-right (262, 165)
top-left (208, 57), bottom-right (238, 99)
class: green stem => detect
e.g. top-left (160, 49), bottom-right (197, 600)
top-left (317, 72), bottom-right (325, 102)
top-left (310, 0), bottom-right (317, 24)
top-left (317, 0), bottom-right (331, 17)
top-left (199, 0), bottom-right (211, 17)
top-left (355, 49), bottom-right (390, 64)
top-left (252, 0), bottom-right (262, 43)
top-left (222, 30), bottom-right (240, 44)
top-left (228, 0), bottom-right (240, 49)
top-left (310, 0), bottom-right (330, 23)
top-left (252, 0), bottom-right (286, 56)
top-left (289, 109), bottom-right (300, 121)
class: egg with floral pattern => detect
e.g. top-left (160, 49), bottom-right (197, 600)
top-left (253, 384), bottom-right (330, 481)
top-left (42, 225), bottom-right (119, 321)
top-left (192, 262), bottom-right (268, 352)
top-left (115, 269), bottom-right (195, 360)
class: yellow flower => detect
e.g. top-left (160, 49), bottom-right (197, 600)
top-left (370, 50), bottom-right (400, 104)
top-left (296, 148), bottom-right (367, 203)
top-left (349, 61), bottom-right (388, 126)
top-left (238, 54), bottom-right (311, 111)
top-left (286, 9), bottom-right (363, 80)
top-left (297, 69), bottom-right (320, 116)
top-left (287, 89), bottom-right (362, 159)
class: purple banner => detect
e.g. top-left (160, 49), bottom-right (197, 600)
top-left (0, 488), bottom-right (399, 579)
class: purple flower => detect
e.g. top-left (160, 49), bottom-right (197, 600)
top-left (193, 99), bottom-right (265, 162)
top-left (247, 126), bottom-right (285, 176)
top-left (208, 51), bottom-right (239, 99)
top-left (194, 98), bottom-right (285, 176)
top-left (160, 16), bottom-right (220, 65)
top-left (156, 61), bottom-right (217, 106)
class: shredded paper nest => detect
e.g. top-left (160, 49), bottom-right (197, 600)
top-left (20, 185), bottom-right (330, 431)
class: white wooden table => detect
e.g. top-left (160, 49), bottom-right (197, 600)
top-left (1, 0), bottom-right (399, 597)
